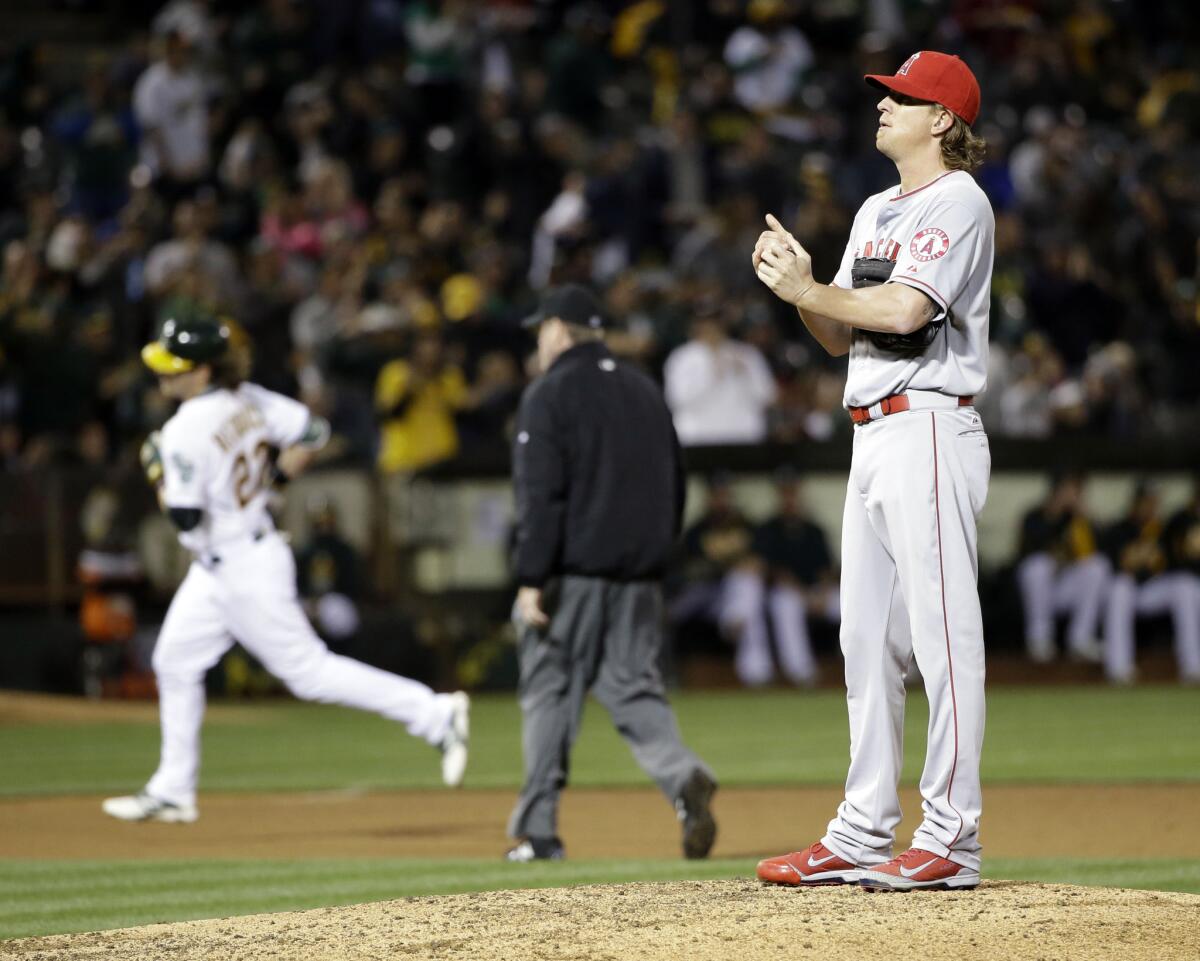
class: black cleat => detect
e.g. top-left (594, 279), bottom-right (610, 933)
top-left (505, 836), bottom-right (566, 862)
top-left (675, 769), bottom-right (718, 860)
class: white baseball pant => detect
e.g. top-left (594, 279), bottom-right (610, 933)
top-left (145, 532), bottom-right (454, 807)
top-left (823, 405), bottom-right (990, 873)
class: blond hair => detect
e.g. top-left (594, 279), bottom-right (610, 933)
top-left (938, 110), bottom-right (987, 172)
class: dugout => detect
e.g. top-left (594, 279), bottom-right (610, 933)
top-left (1, 435), bottom-right (1197, 694)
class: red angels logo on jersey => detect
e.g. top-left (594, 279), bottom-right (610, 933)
top-left (861, 239), bottom-right (902, 261)
top-left (910, 227), bottom-right (950, 263)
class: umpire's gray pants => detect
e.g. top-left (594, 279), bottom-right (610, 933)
top-left (507, 575), bottom-right (713, 840)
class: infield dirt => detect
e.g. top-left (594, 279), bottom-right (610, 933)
top-left (3, 783), bottom-right (1199, 860)
top-left (6, 879), bottom-right (1199, 961)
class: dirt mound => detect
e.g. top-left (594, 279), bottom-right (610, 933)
top-left (6, 879), bottom-right (1198, 961)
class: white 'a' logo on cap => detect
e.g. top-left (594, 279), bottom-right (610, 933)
top-left (898, 52), bottom-right (921, 76)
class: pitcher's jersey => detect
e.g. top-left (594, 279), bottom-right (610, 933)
top-left (832, 170), bottom-right (995, 408)
top-left (159, 383), bottom-right (311, 554)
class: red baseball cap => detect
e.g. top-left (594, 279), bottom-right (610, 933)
top-left (865, 51), bottom-right (981, 126)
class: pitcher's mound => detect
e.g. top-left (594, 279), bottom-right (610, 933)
top-left (8, 879), bottom-right (1199, 961)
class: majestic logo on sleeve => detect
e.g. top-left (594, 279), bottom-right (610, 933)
top-left (910, 227), bottom-right (950, 262)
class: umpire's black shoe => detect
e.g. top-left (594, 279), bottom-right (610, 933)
top-left (676, 769), bottom-right (718, 860)
top-left (505, 836), bottom-right (566, 862)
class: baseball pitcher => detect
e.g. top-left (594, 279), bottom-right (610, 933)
top-left (753, 51), bottom-right (994, 891)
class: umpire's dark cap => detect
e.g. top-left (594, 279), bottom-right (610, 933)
top-left (522, 284), bottom-right (607, 331)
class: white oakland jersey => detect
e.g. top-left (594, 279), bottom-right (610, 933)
top-left (831, 169), bottom-right (995, 408)
top-left (159, 382), bottom-right (310, 554)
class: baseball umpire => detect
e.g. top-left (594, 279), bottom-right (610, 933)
top-left (505, 283), bottom-right (717, 862)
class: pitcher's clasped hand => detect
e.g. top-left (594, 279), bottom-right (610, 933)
top-left (753, 214), bottom-right (815, 306)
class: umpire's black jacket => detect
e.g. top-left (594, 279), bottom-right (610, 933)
top-left (512, 340), bottom-right (686, 588)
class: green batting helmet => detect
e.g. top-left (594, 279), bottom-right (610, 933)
top-left (141, 317), bottom-right (231, 375)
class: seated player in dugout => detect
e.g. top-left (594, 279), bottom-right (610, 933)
top-left (1101, 480), bottom-right (1200, 685)
top-left (1163, 478), bottom-right (1200, 684)
top-left (669, 472), bottom-right (759, 659)
top-left (737, 468), bottom-right (840, 688)
top-left (295, 495), bottom-right (366, 647)
top-left (103, 316), bottom-right (469, 824)
top-left (1015, 470), bottom-right (1109, 665)
top-left (676, 470), bottom-right (838, 688)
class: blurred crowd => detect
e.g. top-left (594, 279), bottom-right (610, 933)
top-left (2, 0), bottom-right (1199, 474)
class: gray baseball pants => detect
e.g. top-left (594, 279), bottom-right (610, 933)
top-left (507, 575), bottom-right (713, 840)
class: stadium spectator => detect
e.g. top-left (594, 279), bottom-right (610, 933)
top-left (143, 197), bottom-right (240, 310)
top-left (152, 0), bottom-right (219, 56)
top-left (374, 329), bottom-right (469, 474)
top-left (456, 351), bottom-right (522, 452)
top-left (722, 0), bottom-right (813, 114)
top-left (132, 30), bottom-right (211, 195)
top-left (664, 302), bottom-right (776, 446)
top-left (289, 262), bottom-right (346, 361)
top-left (2, 0), bottom-right (1199, 470)
top-left (50, 59), bottom-right (139, 224)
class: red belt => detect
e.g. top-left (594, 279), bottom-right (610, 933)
top-left (848, 392), bottom-right (974, 425)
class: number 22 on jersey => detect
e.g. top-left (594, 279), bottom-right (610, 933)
top-left (231, 441), bottom-right (272, 508)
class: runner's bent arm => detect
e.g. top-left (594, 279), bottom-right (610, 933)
top-left (274, 416), bottom-right (331, 482)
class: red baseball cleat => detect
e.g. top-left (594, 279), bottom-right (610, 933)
top-left (756, 841), bottom-right (862, 886)
top-left (858, 847), bottom-right (980, 892)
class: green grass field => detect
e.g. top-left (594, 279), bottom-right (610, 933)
top-left (2, 686), bottom-right (1198, 940)
top-left (3, 687), bottom-right (1198, 797)
top-left (4, 857), bottom-right (1200, 941)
